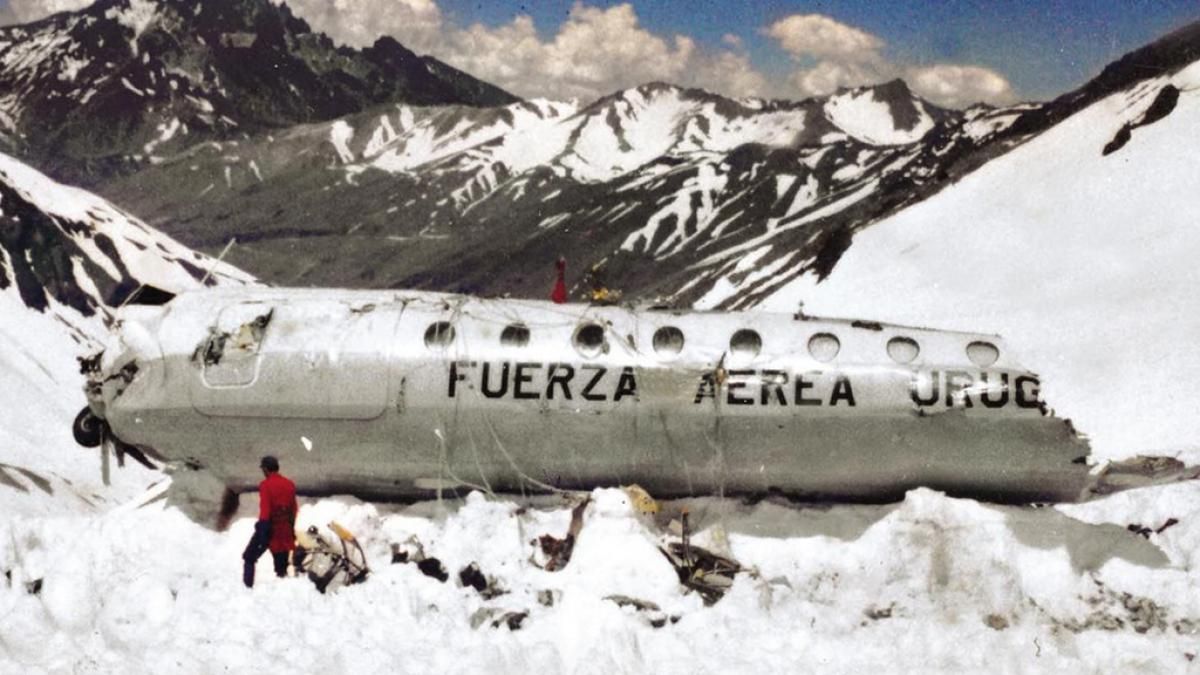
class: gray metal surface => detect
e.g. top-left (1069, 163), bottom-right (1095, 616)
top-left (88, 288), bottom-right (1093, 503)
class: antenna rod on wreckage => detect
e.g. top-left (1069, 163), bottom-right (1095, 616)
top-left (200, 237), bottom-right (238, 286)
top-left (109, 236), bottom-right (237, 322)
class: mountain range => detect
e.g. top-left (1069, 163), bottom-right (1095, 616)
top-left (0, 0), bottom-right (514, 181)
top-left (56, 12), bottom-right (1200, 309)
top-left (1, 2), bottom-right (1197, 310)
top-left (1, 0), bottom-right (1199, 467)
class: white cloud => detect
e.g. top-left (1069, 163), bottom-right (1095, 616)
top-left (0, 1), bottom-right (1018, 108)
top-left (790, 59), bottom-right (892, 98)
top-left (7, 0), bottom-right (91, 23)
top-left (684, 50), bottom-right (768, 99)
top-left (270, 0), bottom-right (444, 53)
top-left (438, 4), bottom-right (698, 101)
top-left (905, 64), bottom-right (1016, 108)
top-left (767, 13), bottom-right (1015, 108)
top-left (269, 0), bottom-right (765, 101)
top-left (765, 14), bottom-right (883, 62)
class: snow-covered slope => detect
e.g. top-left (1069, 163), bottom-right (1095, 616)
top-left (0, 151), bottom-right (253, 515)
top-left (824, 80), bottom-right (937, 145)
top-left (763, 62), bottom-right (1200, 462)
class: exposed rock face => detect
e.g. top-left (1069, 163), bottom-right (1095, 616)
top-left (5, 3), bottom-right (1199, 314)
top-left (0, 151), bottom-right (250, 318)
top-left (0, 0), bottom-right (517, 182)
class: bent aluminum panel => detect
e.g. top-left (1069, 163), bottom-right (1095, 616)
top-left (201, 301), bottom-right (272, 387)
top-left (188, 299), bottom-right (400, 420)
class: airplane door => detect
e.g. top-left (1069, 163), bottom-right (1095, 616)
top-left (198, 301), bottom-right (273, 388)
top-left (189, 298), bottom-right (400, 419)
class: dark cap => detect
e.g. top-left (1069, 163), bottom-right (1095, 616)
top-left (260, 455), bottom-right (279, 472)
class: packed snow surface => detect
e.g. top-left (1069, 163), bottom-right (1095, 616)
top-left (765, 63), bottom-right (1200, 463)
top-left (3, 484), bottom-right (1200, 673)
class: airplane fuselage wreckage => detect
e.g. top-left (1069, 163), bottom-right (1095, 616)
top-left (74, 288), bottom-right (1187, 508)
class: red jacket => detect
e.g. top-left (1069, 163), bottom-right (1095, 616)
top-left (258, 472), bottom-right (298, 552)
top-left (551, 258), bottom-right (567, 304)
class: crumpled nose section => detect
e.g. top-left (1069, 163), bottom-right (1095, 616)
top-left (91, 305), bottom-right (169, 414)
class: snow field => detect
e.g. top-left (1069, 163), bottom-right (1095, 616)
top-left (764, 62), bottom-right (1200, 462)
top-left (3, 484), bottom-right (1200, 674)
top-left (0, 290), bottom-right (159, 516)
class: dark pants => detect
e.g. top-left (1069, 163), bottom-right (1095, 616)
top-left (242, 520), bottom-right (290, 587)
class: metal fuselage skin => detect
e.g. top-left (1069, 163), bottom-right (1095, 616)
top-left (91, 288), bottom-right (1090, 503)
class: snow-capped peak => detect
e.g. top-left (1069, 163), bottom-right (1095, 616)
top-left (824, 79), bottom-right (937, 145)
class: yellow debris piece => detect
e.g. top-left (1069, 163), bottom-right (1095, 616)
top-left (329, 521), bottom-right (357, 542)
top-left (623, 484), bottom-right (659, 515)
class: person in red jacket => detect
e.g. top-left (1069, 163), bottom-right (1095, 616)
top-left (242, 455), bottom-right (298, 588)
top-left (550, 257), bottom-right (567, 304)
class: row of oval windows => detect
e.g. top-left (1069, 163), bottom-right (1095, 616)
top-left (424, 321), bottom-right (1000, 367)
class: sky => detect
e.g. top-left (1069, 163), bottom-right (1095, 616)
top-left (1, 0), bottom-right (1197, 106)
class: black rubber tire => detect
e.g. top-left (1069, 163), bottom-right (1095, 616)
top-left (72, 408), bottom-right (104, 448)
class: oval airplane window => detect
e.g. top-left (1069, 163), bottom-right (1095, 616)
top-left (967, 340), bottom-right (1000, 367)
top-left (887, 336), bottom-right (920, 364)
top-left (652, 326), bottom-right (684, 357)
top-left (574, 323), bottom-right (606, 357)
top-left (424, 321), bottom-right (455, 349)
top-left (730, 329), bottom-right (762, 360)
top-left (808, 333), bottom-right (840, 363)
top-left (501, 324), bottom-right (530, 348)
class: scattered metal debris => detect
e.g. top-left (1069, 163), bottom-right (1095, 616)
top-left (1126, 518), bottom-right (1179, 539)
top-left (459, 562), bottom-right (486, 592)
top-left (985, 614), bottom-right (1010, 631)
top-left (458, 562), bottom-right (507, 599)
top-left (391, 536), bottom-right (448, 582)
top-left (604, 595), bottom-right (679, 628)
top-left (296, 521), bottom-right (369, 594)
top-left (1049, 578), bottom-right (1177, 634)
top-left (1087, 456), bottom-right (1200, 497)
top-left (537, 589), bottom-right (560, 607)
top-left (469, 607), bottom-right (528, 631)
top-left (531, 497), bottom-right (590, 572)
top-left (659, 509), bottom-right (744, 606)
top-left (863, 603), bottom-right (894, 621)
top-left (418, 558), bottom-right (449, 582)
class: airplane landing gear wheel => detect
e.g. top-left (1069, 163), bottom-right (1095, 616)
top-left (73, 407), bottom-right (104, 448)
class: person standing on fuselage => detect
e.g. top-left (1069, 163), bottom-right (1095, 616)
top-left (242, 455), bottom-right (298, 588)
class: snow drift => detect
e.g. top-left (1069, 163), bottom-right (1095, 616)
top-left (3, 486), bottom-right (1200, 672)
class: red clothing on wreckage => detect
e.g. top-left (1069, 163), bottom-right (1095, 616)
top-left (258, 472), bottom-right (298, 553)
top-left (551, 257), bottom-right (568, 304)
